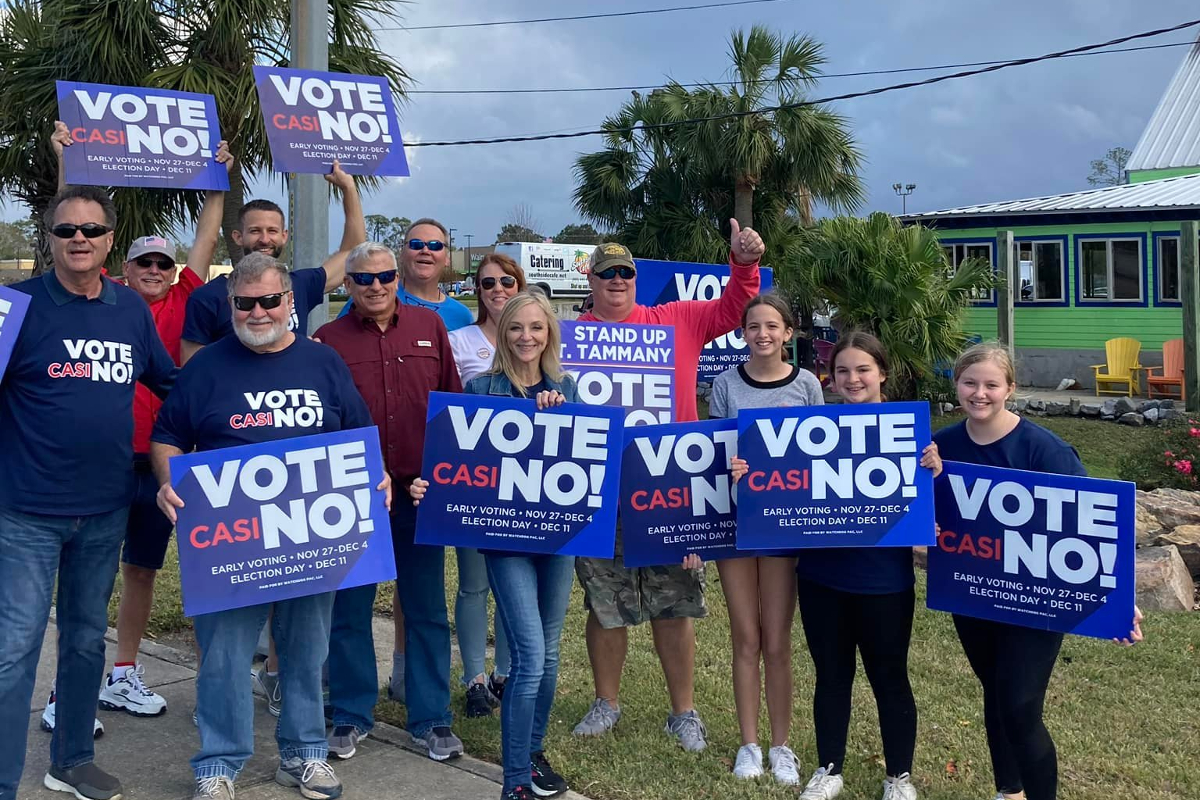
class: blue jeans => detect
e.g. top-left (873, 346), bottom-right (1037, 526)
top-left (191, 592), bottom-right (334, 780)
top-left (455, 547), bottom-right (510, 684)
top-left (0, 506), bottom-right (126, 800)
top-left (326, 582), bottom-right (379, 733)
top-left (392, 503), bottom-right (452, 737)
top-left (486, 553), bottom-right (575, 794)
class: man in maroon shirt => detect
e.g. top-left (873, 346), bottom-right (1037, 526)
top-left (313, 241), bottom-right (465, 762)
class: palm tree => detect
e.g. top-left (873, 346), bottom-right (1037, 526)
top-left (781, 212), bottom-right (997, 400)
top-left (573, 25), bottom-right (863, 264)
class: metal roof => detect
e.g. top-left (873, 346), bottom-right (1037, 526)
top-left (901, 173), bottom-right (1200, 221)
top-left (1128, 37), bottom-right (1200, 172)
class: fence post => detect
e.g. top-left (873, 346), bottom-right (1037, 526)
top-left (996, 230), bottom-right (1015, 356)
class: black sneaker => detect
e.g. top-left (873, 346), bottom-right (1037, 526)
top-left (503, 787), bottom-right (536, 800)
top-left (465, 683), bottom-right (494, 718)
top-left (488, 673), bottom-right (506, 703)
top-left (530, 751), bottom-right (568, 797)
top-left (43, 762), bottom-right (123, 800)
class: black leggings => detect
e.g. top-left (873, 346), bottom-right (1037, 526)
top-left (796, 579), bottom-right (917, 777)
top-left (953, 615), bottom-right (1063, 800)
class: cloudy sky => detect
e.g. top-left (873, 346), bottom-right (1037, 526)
top-left (6, 0), bottom-right (1198, 248)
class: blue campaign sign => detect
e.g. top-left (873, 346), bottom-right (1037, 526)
top-left (926, 461), bottom-right (1137, 640)
top-left (0, 285), bottom-right (31, 381)
top-left (633, 259), bottom-right (774, 380)
top-left (56, 81), bottom-right (230, 190)
top-left (620, 419), bottom-right (741, 567)
top-left (169, 427), bottom-right (395, 617)
top-left (415, 392), bottom-right (623, 557)
top-left (560, 320), bottom-right (675, 427)
top-left (254, 66), bottom-right (410, 176)
top-left (735, 402), bottom-right (936, 550)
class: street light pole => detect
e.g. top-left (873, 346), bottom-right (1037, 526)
top-left (448, 227), bottom-right (457, 275)
top-left (292, 0), bottom-right (329, 332)
top-left (892, 182), bottom-right (917, 215)
top-left (464, 233), bottom-right (474, 283)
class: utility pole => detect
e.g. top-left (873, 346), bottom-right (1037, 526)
top-left (893, 183), bottom-right (916, 215)
top-left (464, 233), bottom-right (474, 283)
top-left (292, 0), bottom-right (330, 333)
top-left (448, 227), bottom-right (457, 276)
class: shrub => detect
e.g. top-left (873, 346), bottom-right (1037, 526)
top-left (1117, 419), bottom-right (1200, 490)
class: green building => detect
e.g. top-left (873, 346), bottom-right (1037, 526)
top-left (902, 38), bottom-right (1200, 388)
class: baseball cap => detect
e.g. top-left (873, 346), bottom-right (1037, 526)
top-left (125, 235), bottom-right (176, 266)
top-left (589, 242), bottom-right (634, 274)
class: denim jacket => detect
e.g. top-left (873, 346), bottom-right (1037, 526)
top-left (464, 370), bottom-right (581, 404)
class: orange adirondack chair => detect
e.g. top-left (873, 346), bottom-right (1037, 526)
top-left (1146, 338), bottom-right (1185, 401)
top-left (1091, 338), bottom-right (1143, 397)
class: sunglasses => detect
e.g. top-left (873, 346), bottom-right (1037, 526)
top-left (480, 275), bottom-right (517, 290)
top-left (407, 238), bottom-right (446, 252)
top-left (134, 257), bottom-right (174, 270)
top-left (347, 270), bottom-right (398, 286)
top-left (592, 265), bottom-right (636, 281)
top-left (232, 291), bottom-right (290, 312)
top-left (51, 223), bottom-right (112, 239)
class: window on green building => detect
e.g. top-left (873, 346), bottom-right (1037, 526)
top-left (1015, 240), bottom-right (1064, 302)
top-left (942, 242), bottom-right (994, 302)
top-left (1159, 237), bottom-right (1179, 302)
top-left (1079, 238), bottom-right (1142, 302)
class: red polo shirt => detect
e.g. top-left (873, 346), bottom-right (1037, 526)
top-left (314, 304), bottom-right (462, 490)
top-left (133, 267), bottom-right (203, 454)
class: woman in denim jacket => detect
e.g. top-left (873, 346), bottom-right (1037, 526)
top-left (412, 291), bottom-right (579, 800)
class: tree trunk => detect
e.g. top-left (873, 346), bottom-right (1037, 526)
top-left (734, 177), bottom-right (754, 230)
top-left (222, 167), bottom-right (245, 266)
top-left (32, 207), bottom-right (53, 277)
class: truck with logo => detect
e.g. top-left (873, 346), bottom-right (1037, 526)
top-left (492, 242), bottom-right (593, 298)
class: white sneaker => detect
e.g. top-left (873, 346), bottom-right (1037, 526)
top-left (732, 743), bottom-right (763, 779)
top-left (882, 772), bottom-right (917, 800)
top-left (800, 764), bottom-right (844, 800)
top-left (40, 690), bottom-right (103, 738)
top-left (99, 664), bottom-right (167, 716)
top-left (769, 744), bottom-right (801, 786)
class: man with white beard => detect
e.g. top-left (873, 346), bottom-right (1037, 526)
top-left (150, 252), bottom-right (388, 800)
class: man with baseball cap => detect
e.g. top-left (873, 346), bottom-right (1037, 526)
top-left (572, 221), bottom-right (763, 752)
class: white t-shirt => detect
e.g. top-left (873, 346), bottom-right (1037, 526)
top-left (448, 324), bottom-right (496, 384)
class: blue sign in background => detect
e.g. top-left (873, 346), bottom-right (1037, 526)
top-left (927, 461), bottom-right (1137, 640)
top-left (415, 392), bottom-right (623, 556)
top-left (56, 81), bottom-right (230, 190)
top-left (0, 285), bottom-right (31, 382)
top-left (560, 321), bottom-right (675, 427)
top-left (621, 419), bottom-right (741, 567)
top-left (254, 66), bottom-right (410, 176)
top-left (633, 259), bottom-right (774, 381)
top-left (735, 402), bottom-right (936, 550)
top-left (170, 427), bottom-right (395, 617)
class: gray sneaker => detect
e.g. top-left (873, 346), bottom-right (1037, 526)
top-left (276, 757), bottom-right (342, 800)
top-left (43, 763), bottom-right (122, 800)
top-left (572, 698), bottom-right (621, 736)
top-left (252, 667), bottom-right (281, 717)
top-left (327, 725), bottom-right (363, 760)
top-left (419, 725), bottom-right (464, 761)
top-left (665, 709), bottom-right (708, 752)
top-left (193, 775), bottom-right (236, 799)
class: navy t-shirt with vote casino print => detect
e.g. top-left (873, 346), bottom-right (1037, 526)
top-left (182, 267), bottom-right (327, 345)
top-left (152, 334), bottom-right (373, 453)
top-left (0, 271), bottom-right (177, 516)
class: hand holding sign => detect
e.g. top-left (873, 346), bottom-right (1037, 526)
top-left (730, 218), bottom-right (765, 265)
top-left (52, 120), bottom-right (71, 157)
top-left (324, 159), bottom-right (353, 193)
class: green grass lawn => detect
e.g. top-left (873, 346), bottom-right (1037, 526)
top-left (118, 411), bottom-right (1200, 800)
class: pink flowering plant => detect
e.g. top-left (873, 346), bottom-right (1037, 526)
top-left (1120, 419), bottom-right (1200, 489)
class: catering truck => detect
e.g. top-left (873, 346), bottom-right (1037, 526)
top-left (493, 241), bottom-right (593, 298)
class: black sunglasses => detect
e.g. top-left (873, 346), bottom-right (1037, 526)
top-left (407, 238), bottom-right (446, 252)
top-left (480, 275), bottom-right (517, 290)
top-left (232, 291), bottom-right (290, 311)
top-left (347, 270), bottom-right (398, 286)
top-left (592, 265), bottom-right (636, 280)
top-left (51, 223), bottom-right (112, 239)
top-left (134, 257), bottom-right (174, 270)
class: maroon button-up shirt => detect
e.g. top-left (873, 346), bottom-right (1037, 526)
top-left (315, 304), bottom-right (461, 490)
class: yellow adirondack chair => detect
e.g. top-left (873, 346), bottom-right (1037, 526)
top-left (1091, 338), bottom-right (1142, 397)
top-left (1146, 338), bottom-right (1186, 401)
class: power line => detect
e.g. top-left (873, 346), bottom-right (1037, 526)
top-left (407, 39), bottom-right (1197, 95)
top-left (378, 0), bottom-right (793, 32)
top-left (404, 18), bottom-right (1200, 148)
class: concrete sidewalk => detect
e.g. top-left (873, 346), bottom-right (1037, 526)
top-left (20, 618), bottom-right (585, 800)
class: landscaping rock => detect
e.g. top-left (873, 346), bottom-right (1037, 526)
top-left (1101, 399), bottom-right (1117, 420)
top-left (1118, 412), bottom-right (1144, 427)
top-left (1136, 502), bottom-right (1168, 547)
top-left (1115, 397), bottom-right (1138, 416)
top-left (1142, 399), bottom-right (1161, 412)
top-left (1137, 489), bottom-right (1200, 531)
top-left (912, 546), bottom-right (928, 571)
top-left (1069, 398), bottom-right (1081, 416)
top-left (1162, 408), bottom-right (1183, 422)
top-left (1154, 525), bottom-right (1200, 579)
top-left (1144, 407), bottom-right (1161, 424)
top-left (1134, 545), bottom-right (1195, 612)
top-left (1162, 399), bottom-right (1175, 410)
top-left (1027, 398), bottom-right (1046, 414)
top-left (1013, 398), bottom-right (1028, 413)
top-left (941, 402), bottom-right (955, 414)
top-left (1080, 402), bottom-right (1102, 418)
top-left (1045, 401), bottom-right (1068, 417)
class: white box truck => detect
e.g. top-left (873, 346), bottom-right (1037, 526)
top-left (492, 242), bottom-right (594, 298)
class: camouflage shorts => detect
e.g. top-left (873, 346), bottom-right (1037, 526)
top-left (574, 527), bottom-right (706, 629)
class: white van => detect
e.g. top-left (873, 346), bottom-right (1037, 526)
top-left (493, 242), bottom-right (593, 298)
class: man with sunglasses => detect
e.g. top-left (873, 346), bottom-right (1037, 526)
top-left (571, 220), bottom-right (764, 753)
top-left (313, 241), bottom-right (464, 762)
top-left (0, 186), bottom-right (177, 800)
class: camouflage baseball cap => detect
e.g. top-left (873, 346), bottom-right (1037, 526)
top-left (589, 242), bottom-right (634, 274)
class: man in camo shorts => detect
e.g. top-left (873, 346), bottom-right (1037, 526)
top-left (571, 221), bottom-right (765, 751)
